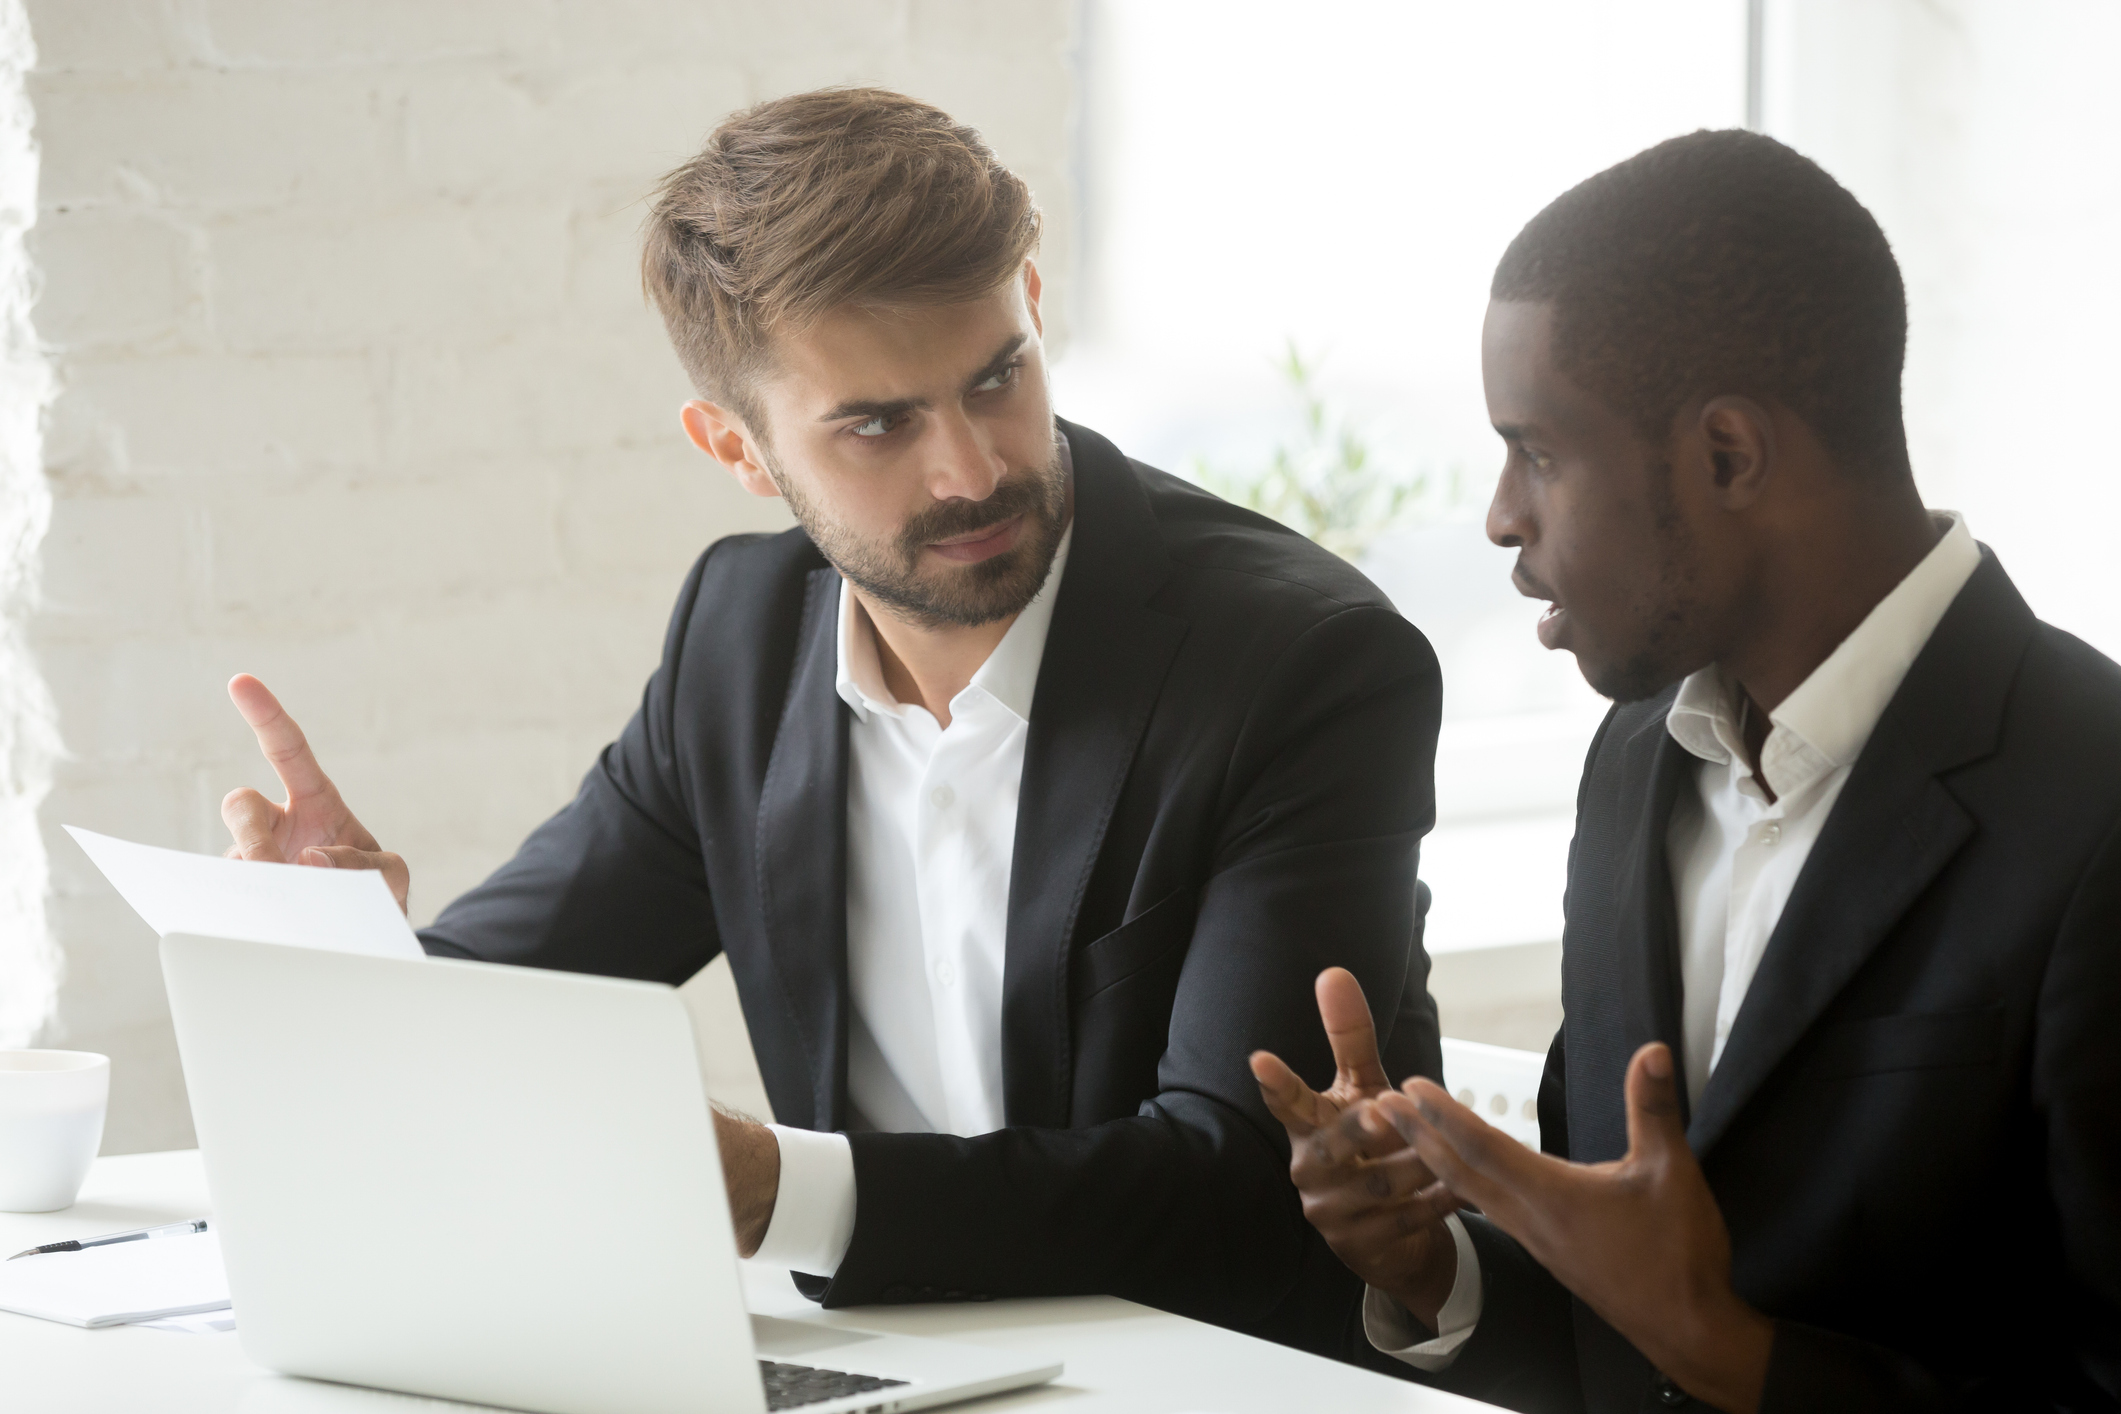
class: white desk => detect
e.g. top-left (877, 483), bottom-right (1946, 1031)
top-left (2, 1151), bottom-right (1498, 1414)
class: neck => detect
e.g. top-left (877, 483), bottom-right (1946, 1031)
top-left (1719, 480), bottom-right (1941, 719)
top-left (860, 595), bottom-right (1015, 730)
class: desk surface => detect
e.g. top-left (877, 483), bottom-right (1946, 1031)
top-left (1, 1151), bottom-right (1497, 1414)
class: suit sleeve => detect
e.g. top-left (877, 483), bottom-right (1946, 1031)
top-left (817, 604), bottom-right (1441, 1348)
top-left (416, 548), bottom-right (719, 985)
top-left (1392, 709), bottom-right (1620, 1408)
top-left (2040, 816), bottom-right (2121, 1403)
top-left (1381, 1032), bottom-right (1582, 1411)
top-left (1761, 813), bottom-right (2121, 1411)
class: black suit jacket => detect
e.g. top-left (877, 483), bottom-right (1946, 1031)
top-left (421, 419), bottom-right (1445, 1349)
top-left (1407, 554), bottom-right (2121, 1412)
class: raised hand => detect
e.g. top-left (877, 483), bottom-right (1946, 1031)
top-left (1382, 1043), bottom-right (1773, 1412)
top-left (219, 674), bottom-right (410, 913)
top-left (1250, 968), bottom-right (1461, 1329)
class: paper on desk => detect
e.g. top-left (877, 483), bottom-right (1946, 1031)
top-left (0, 1228), bottom-right (229, 1328)
top-left (66, 826), bottom-right (424, 961)
top-left (135, 1306), bottom-right (239, 1334)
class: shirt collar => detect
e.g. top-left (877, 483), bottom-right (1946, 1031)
top-left (834, 437), bottom-right (1074, 726)
top-left (1667, 512), bottom-right (1982, 789)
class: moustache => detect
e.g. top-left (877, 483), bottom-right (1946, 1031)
top-left (897, 473), bottom-right (1057, 557)
top-left (1511, 557), bottom-right (1560, 603)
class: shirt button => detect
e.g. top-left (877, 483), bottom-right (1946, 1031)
top-left (935, 959), bottom-right (956, 987)
top-left (930, 785), bottom-right (954, 809)
top-left (1762, 823), bottom-right (1782, 845)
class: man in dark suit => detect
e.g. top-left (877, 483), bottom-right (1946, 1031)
top-left (1255, 131), bottom-right (2121, 1410)
top-left (215, 88), bottom-right (1443, 1352)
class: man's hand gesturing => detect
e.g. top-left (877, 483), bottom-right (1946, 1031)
top-left (1383, 1043), bottom-right (1773, 1412)
top-left (220, 674), bottom-right (410, 914)
top-left (1249, 968), bottom-right (1461, 1331)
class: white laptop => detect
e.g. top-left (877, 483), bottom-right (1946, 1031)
top-left (161, 933), bottom-right (1061, 1414)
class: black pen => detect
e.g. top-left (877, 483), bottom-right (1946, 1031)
top-left (7, 1218), bottom-right (209, 1261)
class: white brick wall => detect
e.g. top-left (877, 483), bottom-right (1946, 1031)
top-left (20, 0), bottom-right (1078, 1153)
top-left (1, 0), bottom-right (60, 1054)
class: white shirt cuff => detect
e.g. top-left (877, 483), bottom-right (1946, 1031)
top-left (750, 1125), bottom-right (857, 1278)
top-left (1363, 1212), bottom-right (1484, 1372)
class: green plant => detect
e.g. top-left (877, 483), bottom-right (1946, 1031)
top-left (1191, 340), bottom-right (1450, 562)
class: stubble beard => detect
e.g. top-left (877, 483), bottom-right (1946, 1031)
top-left (1583, 457), bottom-right (1708, 703)
top-left (772, 440), bottom-right (1070, 631)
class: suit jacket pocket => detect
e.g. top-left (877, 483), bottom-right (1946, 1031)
top-left (1068, 886), bottom-right (1198, 1125)
top-left (1073, 885), bottom-right (1197, 1002)
top-left (1804, 1006), bottom-right (2003, 1081)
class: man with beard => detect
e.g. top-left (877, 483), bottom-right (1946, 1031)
top-left (215, 88), bottom-right (1445, 1352)
top-left (1254, 130), bottom-right (2121, 1411)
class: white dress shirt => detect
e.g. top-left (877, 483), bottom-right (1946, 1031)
top-left (751, 503), bottom-right (1074, 1278)
top-left (1369, 512), bottom-right (1981, 1368)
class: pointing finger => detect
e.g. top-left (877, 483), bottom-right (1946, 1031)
top-left (1396, 1077), bottom-right (1527, 1179)
top-left (1378, 1084), bottom-right (1531, 1221)
top-left (1316, 967), bottom-right (1390, 1097)
top-left (1339, 1097), bottom-right (1420, 1164)
top-left (1375, 1089), bottom-right (1481, 1194)
top-left (1296, 1096), bottom-right (1419, 1183)
top-left (228, 674), bottom-right (339, 807)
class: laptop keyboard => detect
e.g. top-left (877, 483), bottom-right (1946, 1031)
top-left (760, 1358), bottom-right (911, 1410)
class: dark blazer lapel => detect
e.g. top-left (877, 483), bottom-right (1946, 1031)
top-left (1687, 553), bottom-right (2036, 1156)
top-left (1615, 711), bottom-right (1694, 1123)
top-left (1002, 420), bottom-right (1187, 1128)
top-left (754, 564), bottom-right (854, 1131)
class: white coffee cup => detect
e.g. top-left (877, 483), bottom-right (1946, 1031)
top-left (0, 1050), bottom-right (110, 1212)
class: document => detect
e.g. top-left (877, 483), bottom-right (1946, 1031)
top-left (66, 826), bottom-right (425, 961)
top-left (0, 1229), bottom-right (229, 1328)
top-left (135, 1307), bottom-right (239, 1335)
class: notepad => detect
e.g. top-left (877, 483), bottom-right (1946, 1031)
top-left (65, 825), bottom-right (424, 961)
top-left (0, 1230), bottom-right (230, 1327)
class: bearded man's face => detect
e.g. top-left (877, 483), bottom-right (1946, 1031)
top-left (728, 272), bottom-right (1069, 630)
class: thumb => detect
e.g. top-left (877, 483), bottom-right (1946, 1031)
top-left (302, 845), bottom-right (411, 915)
top-left (222, 787), bottom-right (286, 864)
top-left (1622, 1042), bottom-right (1688, 1166)
top-left (1316, 967), bottom-right (1389, 1097)
top-left (1250, 1048), bottom-right (1329, 1137)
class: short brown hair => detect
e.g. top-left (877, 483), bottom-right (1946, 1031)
top-left (642, 87), bottom-right (1042, 426)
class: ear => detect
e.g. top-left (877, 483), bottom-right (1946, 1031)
top-left (1021, 258), bottom-right (1044, 339)
top-left (681, 400), bottom-right (780, 500)
top-left (1696, 396), bottom-right (1775, 509)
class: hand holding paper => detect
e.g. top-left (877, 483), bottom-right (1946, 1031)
top-left (67, 827), bottom-right (423, 961)
top-left (65, 673), bottom-right (423, 962)
top-left (220, 673), bottom-right (410, 913)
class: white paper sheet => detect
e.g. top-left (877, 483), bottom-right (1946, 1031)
top-left (0, 1229), bottom-right (230, 1328)
top-left (65, 826), bottom-right (425, 961)
top-left (135, 1305), bottom-right (239, 1334)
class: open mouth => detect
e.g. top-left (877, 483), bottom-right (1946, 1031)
top-left (1536, 600), bottom-right (1569, 649)
top-left (927, 515), bottom-right (1024, 565)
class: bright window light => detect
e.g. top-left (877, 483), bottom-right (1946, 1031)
top-left (1055, 0), bottom-right (1749, 953)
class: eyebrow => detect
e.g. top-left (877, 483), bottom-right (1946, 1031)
top-left (815, 333), bottom-right (1029, 424)
top-left (1491, 421), bottom-right (1541, 442)
top-left (963, 333), bottom-right (1028, 393)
